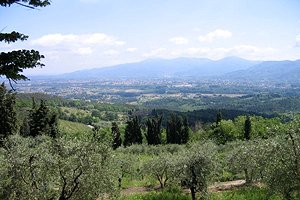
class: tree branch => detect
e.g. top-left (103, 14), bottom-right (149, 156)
top-left (15, 2), bottom-right (37, 9)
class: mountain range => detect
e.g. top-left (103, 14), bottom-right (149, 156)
top-left (36, 57), bottom-right (300, 82)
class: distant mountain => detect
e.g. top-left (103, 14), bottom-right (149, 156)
top-left (57, 57), bottom-right (260, 79)
top-left (224, 60), bottom-right (300, 82)
top-left (31, 57), bottom-right (300, 83)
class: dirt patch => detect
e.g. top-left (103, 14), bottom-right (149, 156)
top-left (121, 185), bottom-right (160, 196)
top-left (209, 180), bottom-right (246, 192)
top-left (121, 180), bottom-right (246, 196)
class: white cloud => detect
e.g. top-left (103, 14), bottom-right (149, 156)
top-left (103, 49), bottom-right (120, 56)
top-left (142, 45), bottom-right (278, 60)
top-left (126, 48), bottom-right (138, 52)
top-left (185, 48), bottom-right (210, 55)
top-left (296, 34), bottom-right (300, 47)
top-left (143, 48), bottom-right (167, 58)
top-left (73, 47), bottom-right (93, 55)
top-left (79, 0), bottom-right (99, 3)
top-left (31, 33), bottom-right (125, 47)
top-left (198, 29), bottom-right (232, 42)
top-left (169, 37), bottom-right (189, 45)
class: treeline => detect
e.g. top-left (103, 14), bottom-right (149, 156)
top-left (143, 108), bottom-right (275, 128)
top-left (109, 110), bottom-right (281, 150)
top-left (142, 93), bottom-right (300, 114)
top-left (1, 84), bottom-right (59, 141)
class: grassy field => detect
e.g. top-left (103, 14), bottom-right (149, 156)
top-left (121, 187), bottom-right (283, 200)
top-left (58, 119), bottom-right (93, 138)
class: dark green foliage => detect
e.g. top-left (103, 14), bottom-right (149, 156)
top-left (166, 114), bottom-right (189, 144)
top-left (112, 122), bottom-right (122, 149)
top-left (181, 117), bottom-right (190, 144)
top-left (167, 114), bottom-right (182, 144)
top-left (0, 0), bottom-right (50, 8)
top-left (0, 50), bottom-right (45, 82)
top-left (148, 108), bottom-right (265, 129)
top-left (123, 116), bottom-right (142, 147)
top-left (216, 110), bottom-right (222, 126)
top-left (145, 116), bottom-right (162, 145)
top-left (0, 31), bottom-right (28, 43)
top-left (0, 83), bottom-right (17, 142)
top-left (244, 116), bottom-right (251, 140)
top-left (20, 115), bottom-right (30, 136)
top-left (0, 1), bottom-right (49, 86)
top-left (29, 100), bottom-right (58, 137)
top-left (210, 125), bottom-right (233, 145)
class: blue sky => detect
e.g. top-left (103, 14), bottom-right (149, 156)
top-left (1, 0), bottom-right (300, 75)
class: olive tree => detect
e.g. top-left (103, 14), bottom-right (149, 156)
top-left (263, 118), bottom-right (300, 200)
top-left (177, 142), bottom-right (217, 200)
top-left (228, 140), bottom-right (270, 184)
top-left (0, 135), bottom-right (118, 199)
top-left (142, 153), bottom-right (178, 188)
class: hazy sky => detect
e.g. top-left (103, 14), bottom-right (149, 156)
top-left (1, 0), bottom-right (300, 75)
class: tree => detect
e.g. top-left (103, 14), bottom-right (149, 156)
top-left (123, 116), bottom-right (142, 147)
top-left (0, 135), bottom-right (118, 199)
top-left (111, 122), bottom-right (122, 150)
top-left (142, 153), bottom-right (177, 188)
top-left (0, 83), bottom-right (17, 144)
top-left (29, 100), bottom-right (58, 137)
top-left (166, 114), bottom-right (189, 144)
top-left (0, 0), bottom-right (50, 88)
top-left (145, 116), bottom-right (162, 145)
top-left (178, 142), bottom-right (216, 200)
top-left (228, 140), bottom-right (266, 185)
top-left (216, 110), bottom-right (222, 126)
top-left (181, 117), bottom-right (190, 144)
top-left (262, 118), bottom-right (300, 199)
top-left (244, 116), bottom-right (251, 140)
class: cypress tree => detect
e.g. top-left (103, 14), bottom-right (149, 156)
top-left (244, 116), bottom-right (251, 140)
top-left (181, 117), bottom-right (189, 144)
top-left (29, 99), bottom-right (58, 138)
top-left (216, 110), bottom-right (222, 126)
top-left (123, 116), bottom-right (142, 146)
top-left (112, 122), bottom-right (122, 149)
top-left (0, 83), bottom-right (17, 143)
top-left (166, 114), bottom-right (189, 144)
top-left (145, 116), bottom-right (162, 145)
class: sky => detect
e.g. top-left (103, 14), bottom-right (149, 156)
top-left (1, 0), bottom-right (300, 75)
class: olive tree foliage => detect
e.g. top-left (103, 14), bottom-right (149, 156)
top-left (177, 142), bottom-right (217, 200)
top-left (0, 0), bottom-right (50, 88)
top-left (142, 153), bottom-right (178, 188)
top-left (228, 116), bottom-right (300, 199)
top-left (262, 118), bottom-right (300, 200)
top-left (113, 152), bottom-right (139, 189)
top-left (227, 140), bottom-right (271, 184)
top-left (0, 135), bottom-right (118, 200)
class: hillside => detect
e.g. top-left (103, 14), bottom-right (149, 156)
top-left (224, 60), bottom-right (300, 82)
top-left (55, 57), bottom-right (259, 79)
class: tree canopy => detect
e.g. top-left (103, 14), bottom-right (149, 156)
top-left (0, 0), bottom-right (50, 8)
top-left (0, 0), bottom-right (50, 88)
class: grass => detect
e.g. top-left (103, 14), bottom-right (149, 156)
top-left (210, 187), bottom-right (282, 200)
top-left (121, 188), bottom-right (191, 200)
top-left (121, 187), bottom-right (283, 200)
top-left (58, 119), bottom-right (93, 138)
